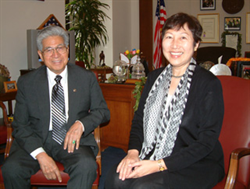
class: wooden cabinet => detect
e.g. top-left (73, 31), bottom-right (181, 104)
top-left (99, 83), bottom-right (136, 152)
top-left (91, 68), bottom-right (113, 83)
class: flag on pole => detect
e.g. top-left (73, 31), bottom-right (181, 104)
top-left (153, 0), bottom-right (167, 69)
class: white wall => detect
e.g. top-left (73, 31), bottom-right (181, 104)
top-left (0, 0), bottom-right (65, 81)
top-left (95, 0), bottom-right (140, 68)
top-left (153, 0), bottom-right (250, 55)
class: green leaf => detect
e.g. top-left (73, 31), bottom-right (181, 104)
top-left (66, 0), bottom-right (110, 69)
top-left (132, 77), bottom-right (146, 112)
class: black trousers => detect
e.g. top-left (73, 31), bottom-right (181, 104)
top-left (105, 162), bottom-right (224, 189)
top-left (2, 132), bottom-right (97, 189)
top-left (104, 163), bottom-right (169, 189)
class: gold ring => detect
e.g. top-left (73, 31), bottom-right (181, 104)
top-left (72, 140), bottom-right (76, 144)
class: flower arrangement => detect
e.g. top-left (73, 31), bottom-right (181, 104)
top-left (0, 64), bottom-right (10, 78)
top-left (124, 49), bottom-right (140, 60)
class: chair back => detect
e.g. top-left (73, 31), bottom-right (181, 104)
top-left (217, 76), bottom-right (250, 187)
top-left (196, 47), bottom-right (236, 64)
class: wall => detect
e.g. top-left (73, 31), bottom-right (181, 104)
top-left (95, 0), bottom-right (140, 68)
top-left (153, 0), bottom-right (250, 57)
top-left (0, 0), bottom-right (65, 81)
top-left (0, 0), bottom-right (139, 85)
top-left (0, 0), bottom-right (249, 81)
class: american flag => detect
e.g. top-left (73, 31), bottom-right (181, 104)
top-left (153, 0), bottom-right (167, 69)
top-left (42, 16), bottom-right (61, 28)
top-left (37, 14), bottom-right (63, 30)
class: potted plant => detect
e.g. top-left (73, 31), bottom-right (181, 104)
top-left (65, 0), bottom-right (110, 69)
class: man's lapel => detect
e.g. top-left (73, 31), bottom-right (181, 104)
top-left (67, 66), bottom-right (80, 127)
top-left (35, 67), bottom-right (51, 138)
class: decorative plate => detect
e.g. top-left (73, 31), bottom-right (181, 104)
top-left (222, 0), bottom-right (244, 14)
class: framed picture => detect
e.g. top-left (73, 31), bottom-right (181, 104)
top-left (224, 17), bottom-right (241, 31)
top-left (3, 81), bottom-right (17, 93)
top-left (236, 61), bottom-right (250, 79)
top-left (221, 31), bottom-right (242, 57)
top-left (197, 13), bottom-right (219, 43)
top-left (200, 0), bottom-right (216, 10)
top-left (241, 64), bottom-right (250, 79)
top-left (246, 12), bottom-right (250, 43)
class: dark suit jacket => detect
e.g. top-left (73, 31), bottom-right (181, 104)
top-left (129, 65), bottom-right (224, 184)
top-left (11, 63), bottom-right (110, 156)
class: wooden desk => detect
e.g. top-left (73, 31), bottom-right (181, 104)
top-left (99, 83), bottom-right (136, 152)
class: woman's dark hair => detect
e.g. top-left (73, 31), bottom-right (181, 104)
top-left (162, 12), bottom-right (203, 46)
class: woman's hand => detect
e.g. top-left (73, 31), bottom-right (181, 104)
top-left (116, 149), bottom-right (140, 181)
top-left (127, 160), bottom-right (163, 179)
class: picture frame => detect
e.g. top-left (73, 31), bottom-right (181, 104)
top-left (200, 0), bottom-right (216, 10)
top-left (221, 31), bottom-right (242, 57)
top-left (197, 13), bottom-right (219, 43)
top-left (241, 64), bottom-right (250, 79)
top-left (3, 81), bottom-right (17, 93)
top-left (236, 61), bottom-right (250, 79)
top-left (246, 12), bottom-right (250, 44)
top-left (224, 17), bottom-right (241, 31)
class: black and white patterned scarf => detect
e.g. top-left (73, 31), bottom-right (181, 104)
top-left (139, 59), bottom-right (196, 160)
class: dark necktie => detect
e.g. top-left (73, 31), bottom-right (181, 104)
top-left (52, 75), bottom-right (67, 145)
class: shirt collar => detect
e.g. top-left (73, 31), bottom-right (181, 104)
top-left (47, 66), bottom-right (68, 85)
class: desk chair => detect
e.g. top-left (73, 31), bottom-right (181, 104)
top-left (0, 100), bottom-right (101, 189)
top-left (213, 76), bottom-right (250, 189)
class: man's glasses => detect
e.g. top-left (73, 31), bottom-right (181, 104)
top-left (42, 45), bottom-right (68, 57)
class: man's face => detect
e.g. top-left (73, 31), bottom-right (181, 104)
top-left (38, 35), bottom-right (69, 74)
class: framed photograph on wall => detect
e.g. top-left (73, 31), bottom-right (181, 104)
top-left (3, 81), bottom-right (17, 93)
top-left (197, 13), bottom-right (219, 43)
top-left (224, 17), bottom-right (241, 31)
top-left (246, 12), bottom-right (250, 43)
top-left (200, 0), bottom-right (216, 10)
top-left (221, 31), bottom-right (242, 57)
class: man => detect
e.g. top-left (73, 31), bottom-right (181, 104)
top-left (2, 26), bottom-right (110, 189)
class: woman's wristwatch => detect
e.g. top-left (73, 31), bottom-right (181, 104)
top-left (157, 159), bottom-right (165, 171)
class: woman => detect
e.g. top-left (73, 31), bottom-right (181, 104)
top-left (105, 12), bottom-right (225, 189)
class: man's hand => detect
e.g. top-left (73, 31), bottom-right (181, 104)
top-left (64, 121), bottom-right (83, 153)
top-left (36, 152), bottom-right (62, 182)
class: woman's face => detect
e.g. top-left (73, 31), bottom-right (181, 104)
top-left (162, 23), bottom-right (199, 69)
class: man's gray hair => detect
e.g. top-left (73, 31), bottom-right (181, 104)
top-left (37, 26), bottom-right (69, 51)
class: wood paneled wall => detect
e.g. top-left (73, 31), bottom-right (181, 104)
top-left (139, 0), bottom-right (153, 72)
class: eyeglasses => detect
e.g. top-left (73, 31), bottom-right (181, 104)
top-left (42, 45), bottom-right (68, 57)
